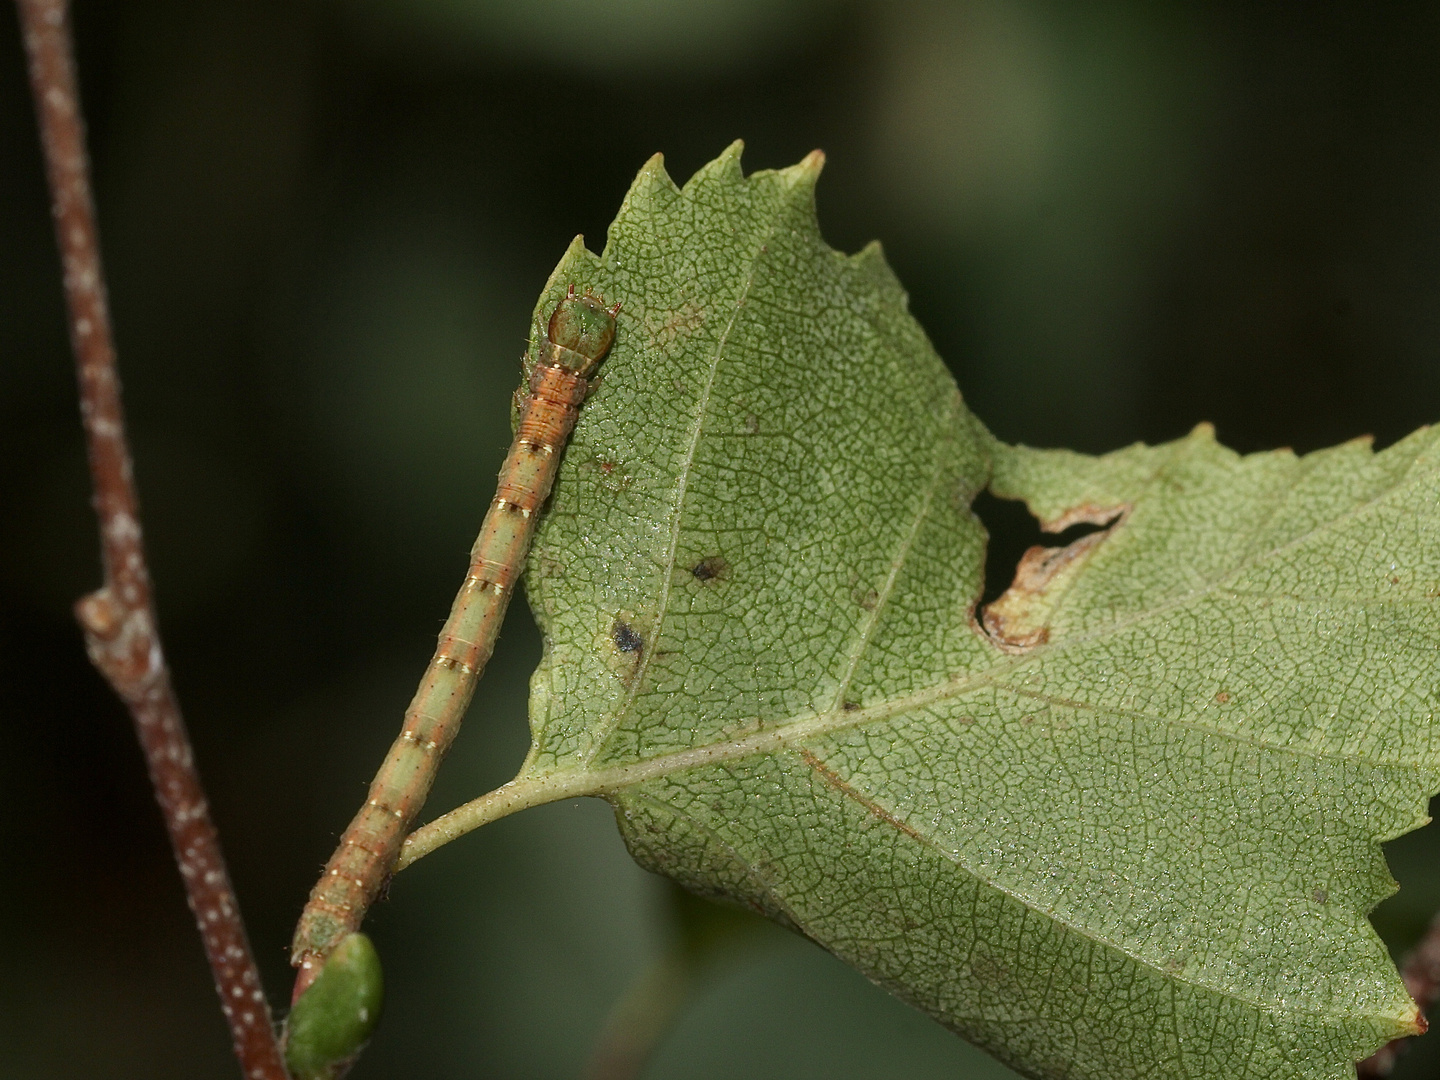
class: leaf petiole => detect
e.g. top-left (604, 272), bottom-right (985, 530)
top-left (397, 772), bottom-right (606, 871)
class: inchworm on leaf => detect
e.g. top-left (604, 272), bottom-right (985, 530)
top-left (290, 286), bottom-right (620, 996)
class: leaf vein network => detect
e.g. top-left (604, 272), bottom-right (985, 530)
top-left (826, 418), bottom-right (951, 716)
top-left (774, 735), bottom-right (1383, 1024)
top-left (579, 211), bottom-right (785, 767)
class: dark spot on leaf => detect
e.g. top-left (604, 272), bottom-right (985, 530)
top-left (692, 556), bottom-right (729, 582)
top-left (612, 621), bottom-right (643, 653)
top-left (842, 701), bottom-right (861, 712)
top-left (1214, 691), bottom-right (1231, 704)
top-left (958, 715), bottom-right (976, 725)
top-left (744, 413), bottom-right (760, 435)
top-left (855, 587), bottom-right (879, 611)
top-left (1312, 888), bottom-right (1329, 904)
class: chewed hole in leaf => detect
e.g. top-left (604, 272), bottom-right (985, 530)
top-left (972, 488), bottom-right (1126, 652)
top-left (973, 489), bottom-right (1117, 606)
top-left (973, 489), bottom-right (1048, 608)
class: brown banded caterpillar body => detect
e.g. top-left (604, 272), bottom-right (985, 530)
top-left (290, 286), bottom-right (619, 997)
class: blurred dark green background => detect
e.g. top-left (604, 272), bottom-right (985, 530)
top-left (3, 1), bottom-right (1440, 1077)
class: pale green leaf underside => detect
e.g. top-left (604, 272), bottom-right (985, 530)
top-left (518, 144), bottom-right (1440, 1080)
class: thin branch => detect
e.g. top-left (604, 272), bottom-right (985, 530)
top-left (1357, 919), bottom-right (1437, 1077)
top-left (15, 2), bottom-right (289, 1077)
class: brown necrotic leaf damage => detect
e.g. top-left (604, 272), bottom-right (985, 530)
top-left (982, 503), bottom-right (1128, 654)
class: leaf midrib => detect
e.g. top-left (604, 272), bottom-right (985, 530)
top-left (561, 646), bottom-right (1429, 807)
top-left (564, 451), bottom-right (1438, 784)
top-left (576, 205), bottom-right (784, 768)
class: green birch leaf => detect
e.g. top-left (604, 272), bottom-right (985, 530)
top-left (514, 143), bottom-right (1440, 1079)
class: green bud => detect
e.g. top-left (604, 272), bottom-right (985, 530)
top-left (284, 933), bottom-right (384, 1080)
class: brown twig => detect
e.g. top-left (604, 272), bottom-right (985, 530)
top-left (1357, 920), bottom-right (1439, 1078)
top-left (16, 2), bottom-right (289, 1077)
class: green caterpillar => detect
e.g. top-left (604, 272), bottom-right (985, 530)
top-left (284, 933), bottom-right (384, 1080)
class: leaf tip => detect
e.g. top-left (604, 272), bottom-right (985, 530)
top-left (685, 139), bottom-right (747, 192)
top-left (846, 239), bottom-right (914, 312)
top-left (540, 235), bottom-right (602, 310)
top-left (613, 152), bottom-right (683, 232)
top-left (1342, 431), bottom-right (1378, 457)
top-left (777, 148), bottom-right (824, 194)
top-left (851, 239), bottom-right (891, 276)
